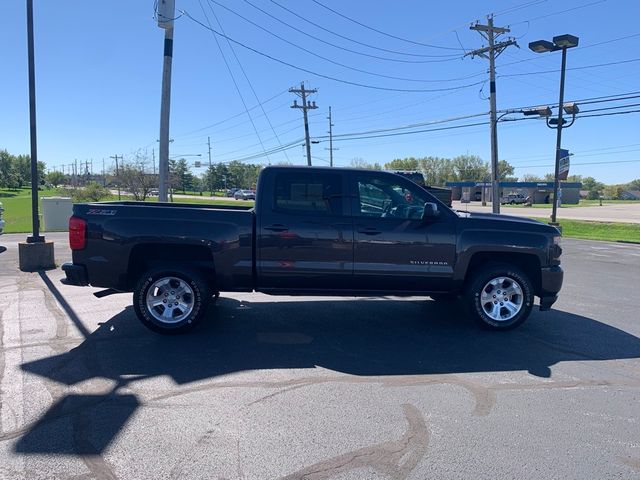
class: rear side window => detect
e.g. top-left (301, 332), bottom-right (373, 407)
top-left (274, 172), bottom-right (343, 216)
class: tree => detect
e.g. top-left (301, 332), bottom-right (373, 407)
top-left (418, 156), bottom-right (456, 186)
top-left (452, 155), bottom-right (489, 181)
top-left (350, 158), bottom-right (381, 170)
top-left (520, 173), bottom-right (543, 182)
top-left (172, 158), bottom-right (194, 193)
top-left (46, 171), bottom-right (67, 187)
top-left (385, 157), bottom-right (419, 171)
top-left (118, 152), bottom-right (157, 201)
top-left (580, 176), bottom-right (604, 200)
top-left (626, 179), bottom-right (640, 191)
top-left (497, 160), bottom-right (515, 181)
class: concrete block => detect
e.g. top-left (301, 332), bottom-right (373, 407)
top-left (18, 241), bottom-right (56, 272)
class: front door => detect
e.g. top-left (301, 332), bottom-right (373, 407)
top-left (257, 170), bottom-right (353, 291)
top-left (350, 172), bottom-right (457, 293)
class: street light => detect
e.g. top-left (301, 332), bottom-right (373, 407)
top-left (529, 33), bottom-right (579, 225)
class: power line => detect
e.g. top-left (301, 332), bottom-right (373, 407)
top-left (310, 0), bottom-right (464, 51)
top-left (172, 90), bottom-right (288, 139)
top-left (493, 0), bottom-right (548, 17)
top-left (196, 0), bottom-right (272, 164)
top-left (498, 58), bottom-right (640, 78)
top-left (208, 0), bottom-right (476, 84)
top-left (181, 10), bottom-right (484, 93)
top-left (241, 0), bottom-right (460, 64)
top-left (206, 0), bottom-right (291, 163)
top-left (269, 0), bottom-right (461, 58)
top-left (506, 0), bottom-right (607, 24)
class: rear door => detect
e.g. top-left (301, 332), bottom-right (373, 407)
top-left (256, 170), bottom-right (353, 291)
top-left (350, 171), bottom-right (457, 292)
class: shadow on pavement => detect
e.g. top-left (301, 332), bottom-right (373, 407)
top-left (15, 295), bottom-right (640, 455)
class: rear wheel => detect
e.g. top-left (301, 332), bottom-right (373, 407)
top-left (465, 263), bottom-right (534, 330)
top-left (133, 268), bottom-right (210, 334)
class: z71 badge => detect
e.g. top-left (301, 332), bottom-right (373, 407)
top-left (86, 209), bottom-right (117, 216)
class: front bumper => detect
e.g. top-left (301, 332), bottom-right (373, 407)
top-left (539, 265), bottom-right (563, 311)
top-left (61, 262), bottom-right (89, 286)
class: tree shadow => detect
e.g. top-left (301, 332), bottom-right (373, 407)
top-left (15, 296), bottom-right (640, 455)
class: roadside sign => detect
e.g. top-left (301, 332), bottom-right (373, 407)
top-left (558, 149), bottom-right (570, 180)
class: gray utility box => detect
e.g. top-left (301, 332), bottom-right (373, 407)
top-left (42, 197), bottom-right (73, 231)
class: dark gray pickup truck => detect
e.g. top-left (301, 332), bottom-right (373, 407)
top-left (62, 166), bottom-right (563, 334)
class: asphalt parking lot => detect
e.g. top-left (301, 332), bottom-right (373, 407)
top-left (1, 232), bottom-right (639, 479)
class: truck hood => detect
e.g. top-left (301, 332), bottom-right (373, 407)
top-left (455, 210), bottom-right (559, 234)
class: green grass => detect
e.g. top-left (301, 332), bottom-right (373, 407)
top-left (0, 188), bottom-right (253, 233)
top-left (503, 199), bottom-right (640, 209)
top-left (533, 218), bottom-right (640, 243)
top-left (0, 188), bottom-right (59, 233)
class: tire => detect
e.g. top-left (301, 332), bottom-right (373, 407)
top-left (133, 267), bottom-right (211, 334)
top-left (465, 263), bottom-right (534, 330)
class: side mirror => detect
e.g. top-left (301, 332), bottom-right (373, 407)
top-left (422, 202), bottom-right (439, 219)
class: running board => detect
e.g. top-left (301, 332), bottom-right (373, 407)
top-left (93, 288), bottom-right (122, 298)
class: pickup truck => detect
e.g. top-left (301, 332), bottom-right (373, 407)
top-left (62, 166), bottom-right (563, 334)
top-left (390, 170), bottom-right (452, 207)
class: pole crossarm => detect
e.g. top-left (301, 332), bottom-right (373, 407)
top-left (290, 82), bottom-right (318, 166)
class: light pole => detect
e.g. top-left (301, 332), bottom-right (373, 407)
top-left (529, 34), bottom-right (579, 225)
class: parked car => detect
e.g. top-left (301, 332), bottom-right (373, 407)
top-left (501, 193), bottom-right (528, 205)
top-left (62, 166), bottom-right (563, 334)
top-left (234, 189), bottom-right (256, 200)
top-left (225, 188), bottom-right (239, 197)
top-left (0, 202), bottom-right (4, 235)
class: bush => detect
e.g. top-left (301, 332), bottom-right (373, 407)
top-left (69, 182), bottom-right (110, 202)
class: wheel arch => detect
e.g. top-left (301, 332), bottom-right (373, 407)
top-left (127, 243), bottom-right (216, 290)
top-left (462, 251), bottom-right (542, 295)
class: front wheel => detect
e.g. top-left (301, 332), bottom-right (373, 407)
top-left (133, 268), bottom-right (210, 334)
top-left (465, 263), bottom-right (534, 330)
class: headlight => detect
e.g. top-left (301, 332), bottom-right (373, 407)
top-left (552, 235), bottom-right (561, 247)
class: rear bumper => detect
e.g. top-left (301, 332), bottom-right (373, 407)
top-left (61, 262), bottom-right (89, 286)
top-left (539, 265), bottom-right (563, 311)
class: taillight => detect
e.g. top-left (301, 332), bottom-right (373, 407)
top-left (69, 216), bottom-right (86, 250)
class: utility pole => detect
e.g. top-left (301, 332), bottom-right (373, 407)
top-left (152, 148), bottom-right (156, 175)
top-left (157, 0), bottom-right (176, 202)
top-left (102, 158), bottom-right (106, 186)
top-left (290, 82), bottom-right (318, 166)
top-left (466, 14), bottom-right (517, 214)
top-left (110, 154), bottom-right (122, 200)
top-left (326, 106), bottom-right (337, 167)
top-left (207, 136), bottom-right (213, 195)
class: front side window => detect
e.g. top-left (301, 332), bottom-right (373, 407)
top-left (274, 172), bottom-right (343, 216)
top-left (356, 175), bottom-right (429, 220)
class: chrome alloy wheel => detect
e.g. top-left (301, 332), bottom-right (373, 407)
top-left (479, 276), bottom-right (524, 322)
top-left (145, 276), bottom-right (195, 324)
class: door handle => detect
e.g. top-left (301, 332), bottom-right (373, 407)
top-left (264, 224), bottom-right (289, 232)
top-left (357, 227), bottom-right (382, 235)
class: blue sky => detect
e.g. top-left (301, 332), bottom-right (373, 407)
top-left (1, 0), bottom-right (639, 184)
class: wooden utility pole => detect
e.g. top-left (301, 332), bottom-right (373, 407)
top-left (327, 106), bottom-right (334, 167)
top-left (110, 154), bottom-right (122, 200)
top-left (290, 82), bottom-right (318, 166)
top-left (466, 14), bottom-right (517, 214)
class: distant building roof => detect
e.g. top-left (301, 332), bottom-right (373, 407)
top-left (446, 181), bottom-right (582, 188)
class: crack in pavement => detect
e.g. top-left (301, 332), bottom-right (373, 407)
top-left (278, 404), bottom-right (428, 480)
